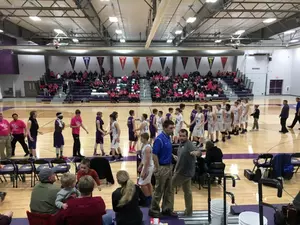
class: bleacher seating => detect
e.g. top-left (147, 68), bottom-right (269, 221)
top-left (221, 74), bottom-right (254, 99)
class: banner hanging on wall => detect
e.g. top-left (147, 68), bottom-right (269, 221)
top-left (146, 57), bottom-right (153, 70)
top-left (83, 57), bottom-right (91, 70)
top-left (181, 57), bottom-right (188, 70)
top-left (133, 57), bottom-right (140, 70)
top-left (221, 57), bottom-right (228, 70)
top-left (194, 57), bottom-right (201, 70)
top-left (97, 57), bottom-right (104, 69)
top-left (69, 56), bottom-right (76, 70)
top-left (119, 57), bottom-right (127, 70)
top-left (159, 57), bottom-right (167, 70)
top-left (208, 57), bottom-right (215, 69)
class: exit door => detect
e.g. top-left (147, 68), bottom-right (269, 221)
top-left (24, 81), bottom-right (38, 97)
top-left (269, 80), bottom-right (283, 95)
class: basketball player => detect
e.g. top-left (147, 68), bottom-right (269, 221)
top-left (179, 104), bottom-right (186, 114)
top-left (237, 99), bottom-right (243, 130)
top-left (94, 112), bottom-right (106, 156)
top-left (135, 114), bottom-right (149, 135)
top-left (241, 99), bottom-right (250, 134)
top-left (203, 104), bottom-right (209, 133)
top-left (224, 104), bottom-right (234, 140)
top-left (166, 108), bottom-right (174, 121)
top-left (109, 113), bottom-right (123, 161)
top-left (174, 108), bottom-right (183, 143)
top-left (233, 101), bottom-right (242, 135)
top-left (190, 106), bottom-right (205, 148)
top-left (221, 100), bottom-right (227, 110)
top-left (27, 111), bottom-right (43, 159)
top-left (54, 112), bottom-right (65, 158)
top-left (207, 105), bottom-right (216, 142)
top-left (215, 104), bottom-right (226, 142)
top-left (149, 109), bottom-right (158, 144)
top-left (128, 110), bottom-right (138, 153)
top-left (157, 111), bottom-right (164, 135)
top-left (189, 104), bottom-right (199, 140)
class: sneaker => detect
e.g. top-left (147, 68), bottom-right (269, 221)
top-left (161, 210), bottom-right (178, 217)
top-left (245, 129), bottom-right (248, 132)
top-left (215, 139), bottom-right (219, 143)
top-left (101, 151), bottom-right (106, 156)
top-left (24, 153), bottom-right (29, 157)
top-left (227, 135), bottom-right (231, 139)
top-left (241, 130), bottom-right (246, 134)
top-left (110, 156), bottom-right (117, 162)
top-left (222, 137), bottom-right (225, 142)
top-left (288, 126), bottom-right (293, 129)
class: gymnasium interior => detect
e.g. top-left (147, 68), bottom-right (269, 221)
top-left (0, 0), bottom-right (300, 225)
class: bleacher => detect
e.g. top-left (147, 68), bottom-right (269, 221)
top-left (36, 75), bottom-right (63, 102)
top-left (222, 76), bottom-right (254, 99)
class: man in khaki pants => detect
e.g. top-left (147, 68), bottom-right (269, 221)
top-left (171, 129), bottom-right (201, 216)
top-left (0, 112), bottom-right (12, 159)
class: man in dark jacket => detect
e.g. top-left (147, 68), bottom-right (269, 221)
top-left (205, 141), bottom-right (223, 168)
top-left (280, 100), bottom-right (289, 134)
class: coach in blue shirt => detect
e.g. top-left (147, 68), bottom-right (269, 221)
top-left (149, 120), bottom-right (177, 218)
top-left (288, 97), bottom-right (300, 129)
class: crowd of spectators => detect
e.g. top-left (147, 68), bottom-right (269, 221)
top-left (149, 70), bottom-right (228, 102)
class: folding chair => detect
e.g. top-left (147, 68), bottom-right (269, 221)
top-left (51, 158), bottom-right (70, 180)
top-left (0, 160), bottom-right (17, 188)
top-left (291, 153), bottom-right (300, 173)
top-left (13, 159), bottom-right (34, 188)
top-left (33, 159), bottom-right (51, 185)
top-left (73, 157), bottom-right (82, 175)
top-left (26, 211), bottom-right (54, 225)
top-left (252, 153), bottom-right (273, 172)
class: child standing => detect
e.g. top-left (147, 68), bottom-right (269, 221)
top-left (54, 112), bottom-right (65, 158)
top-left (55, 173), bottom-right (80, 209)
top-left (251, 105), bottom-right (260, 131)
top-left (77, 158), bottom-right (101, 191)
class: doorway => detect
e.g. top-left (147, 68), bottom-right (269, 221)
top-left (269, 80), bottom-right (283, 95)
top-left (24, 81), bottom-right (38, 97)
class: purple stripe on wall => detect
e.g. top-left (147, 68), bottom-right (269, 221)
top-left (0, 34), bottom-right (19, 74)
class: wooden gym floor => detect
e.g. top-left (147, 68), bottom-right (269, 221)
top-left (0, 96), bottom-right (299, 218)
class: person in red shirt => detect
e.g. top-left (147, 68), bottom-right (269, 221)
top-left (70, 110), bottom-right (88, 157)
top-left (77, 158), bottom-right (101, 191)
top-left (10, 113), bottom-right (29, 157)
top-left (56, 175), bottom-right (112, 225)
top-left (0, 112), bottom-right (11, 160)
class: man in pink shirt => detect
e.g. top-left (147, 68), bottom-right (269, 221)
top-left (70, 110), bottom-right (88, 157)
top-left (10, 113), bottom-right (30, 157)
top-left (0, 112), bottom-right (11, 159)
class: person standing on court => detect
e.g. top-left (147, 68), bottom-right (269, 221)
top-left (27, 111), bottom-right (42, 159)
top-left (149, 120), bottom-right (177, 218)
top-left (171, 129), bottom-right (200, 216)
top-left (10, 113), bottom-right (29, 157)
top-left (279, 100), bottom-right (289, 134)
top-left (70, 110), bottom-right (88, 157)
top-left (288, 97), bottom-right (300, 130)
top-left (0, 112), bottom-right (11, 159)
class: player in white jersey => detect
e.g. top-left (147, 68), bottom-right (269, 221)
top-left (207, 105), bottom-right (216, 142)
top-left (215, 104), bottom-right (226, 142)
top-left (189, 106), bottom-right (205, 147)
top-left (241, 99), bottom-right (250, 133)
top-left (224, 104), bottom-right (234, 140)
top-left (174, 108), bottom-right (183, 143)
top-left (221, 100), bottom-right (227, 110)
top-left (232, 101), bottom-right (242, 135)
top-left (109, 113), bottom-right (123, 161)
top-left (135, 113), bottom-right (149, 135)
top-left (157, 111), bottom-right (164, 135)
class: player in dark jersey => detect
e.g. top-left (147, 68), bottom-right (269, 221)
top-left (189, 104), bottom-right (199, 140)
top-left (203, 104), bottom-right (209, 132)
top-left (149, 109), bottom-right (158, 144)
top-left (128, 110), bottom-right (138, 153)
top-left (94, 112), bottom-right (106, 156)
top-left (54, 112), bottom-right (65, 158)
top-left (165, 108), bottom-right (174, 121)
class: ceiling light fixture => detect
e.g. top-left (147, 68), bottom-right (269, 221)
top-left (109, 17), bottom-right (118, 23)
top-left (215, 39), bottom-right (222, 43)
top-left (289, 39), bottom-right (299, 43)
top-left (263, 18), bottom-right (276, 24)
top-left (234, 30), bottom-right (245, 35)
top-left (206, 0), bottom-right (218, 2)
top-left (72, 38), bottom-right (79, 43)
top-left (175, 30), bottom-right (182, 35)
top-left (0, 29), bottom-right (3, 33)
top-left (29, 16), bottom-right (41, 21)
top-left (284, 30), bottom-right (295, 35)
top-left (115, 29), bottom-right (123, 34)
top-left (186, 17), bottom-right (196, 23)
top-left (166, 39), bottom-right (173, 43)
top-left (54, 29), bottom-right (64, 34)
top-left (120, 39), bottom-right (126, 43)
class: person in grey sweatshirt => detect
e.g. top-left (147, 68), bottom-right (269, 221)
top-left (55, 173), bottom-right (80, 209)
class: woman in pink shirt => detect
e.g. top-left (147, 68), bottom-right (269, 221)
top-left (0, 112), bottom-right (11, 159)
top-left (10, 113), bottom-right (30, 157)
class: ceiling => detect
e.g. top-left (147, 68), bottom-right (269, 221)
top-left (1, 0), bottom-right (300, 49)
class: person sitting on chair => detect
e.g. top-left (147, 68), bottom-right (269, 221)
top-left (205, 140), bottom-right (223, 169)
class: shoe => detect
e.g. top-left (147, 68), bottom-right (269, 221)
top-left (245, 129), bottom-right (248, 132)
top-left (161, 210), bottom-right (178, 217)
top-left (279, 130), bottom-right (283, 133)
top-left (222, 137), bottom-right (225, 142)
top-left (24, 153), bottom-right (29, 157)
top-left (101, 151), bottom-right (106, 156)
top-left (148, 211), bottom-right (160, 218)
top-left (241, 130), bottom-right (246, 134)
top-left (110, 156), bottom-right (117, 162)
top-left (215, 139), bottom-right (219, 143)
top-left (288, 126), bottom-right (293, 129)
top-left (227, 135), bottom-right (231, 139)
top-left (0, 192), bottom-right (6, 202)
top-left (78, 154), bottom-right (85, 158)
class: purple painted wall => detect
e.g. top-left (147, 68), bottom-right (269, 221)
top-left (0, 34), bottom-right (19, 74)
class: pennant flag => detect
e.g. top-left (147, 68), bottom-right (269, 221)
top-left (69, 56), bottom-right (76, 70)
top-left (146, 57), bottom-right (153, 70)
top-left (97, 57), bottom-right (104, 69)
top-left (119, 57), bottom-right (127, 70)
top-left (83, 57), bottom-right (90, 70)
top-left (194, 57), bottom-right (201, 70)
top-left (208, 57), bottom-right (215, 69)
top-left (133, 57), bottom-right (140, 70)
top-left (159, 57), bottom-right (167, 70)
top-left (181, 57), bottom-right (188, 70)
top-left (221, 57), bottom-right (228, 70)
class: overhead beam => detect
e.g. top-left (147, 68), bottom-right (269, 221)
top-left (205, 17), bottom-right (288, 20)
top-left (232, 1), bottom-right (300, 4)
top-left (223, 9), bottom-right (300, 13)
top-left (2, 15), bottom-right (86, 18)
top-left (145, 0), bottom-right (172, 48)
top-left (0, 7), bottom-right (77, 10)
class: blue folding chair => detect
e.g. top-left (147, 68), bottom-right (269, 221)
top-left (13, 159), bottom-right (34, 188)
top-left (0, 160), bottom-right (17, 188)
top-left (33, 159), bottom-right (52, 185)
top-left (51, 158), bottom-right (70, 180)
